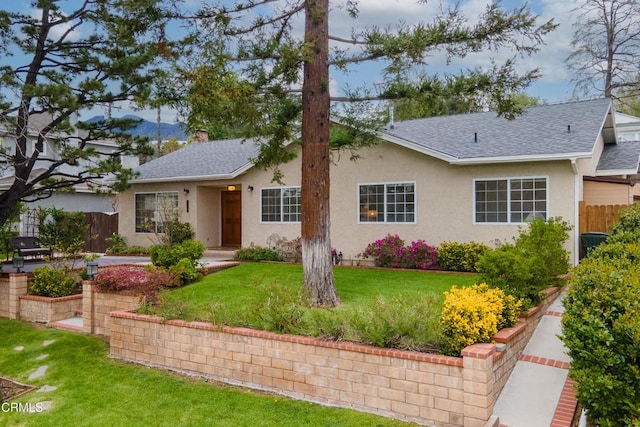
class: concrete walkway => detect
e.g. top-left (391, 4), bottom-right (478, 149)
top-left (492, 292), bottom-right (579, 427)
top-left (5, 248), bottom-right (237, 274)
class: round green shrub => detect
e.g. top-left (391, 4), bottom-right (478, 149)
top-left (234, 246), bottom-right (281, 261)
top-left (437, 241), bottom-right (491, 272)
top-left (562, 242), bottom-right (640, 426)
top-left (169, 257), bottom-right (203, 285)
top-left (165, 220), bottom-right (195, 246)
top-left (30, 265), bottom-right (79, 298)
top-left (150, 239), bottom-right (205, 268)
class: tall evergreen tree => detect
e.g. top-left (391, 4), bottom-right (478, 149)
top-left (180, 0), bottom-right (556, 306)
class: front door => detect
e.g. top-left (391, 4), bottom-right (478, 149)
top-left (221, 191), bottom-right (241, 247)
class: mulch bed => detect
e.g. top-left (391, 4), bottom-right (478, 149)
top-left (0, 377), bottom-right (35, 401)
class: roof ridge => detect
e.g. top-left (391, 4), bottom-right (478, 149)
top-left (388, 97), bottom-right (610, 126)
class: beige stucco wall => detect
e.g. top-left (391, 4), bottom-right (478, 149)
top-left (240, 142), bottom-right (578, 262)
top-left (120, 141), bottom-right (580, 262)
top-left (119, 181), bottom-right (240, 248)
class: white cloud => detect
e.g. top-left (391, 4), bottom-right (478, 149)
top-left (29, 8), bottom-right (82, 42)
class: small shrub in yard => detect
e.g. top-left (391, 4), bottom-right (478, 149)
top-left (475, 243), bottom-right (536, 302)
top-left (234, 246), bottom-right (281, 262)
top-left (476, 217), bottom-right (570, 304)
top-left (404, 240), bottom-right (438, 269)
top-left (106, 234), bottom-right (151, 255)
top-left (249, 282), bottom-right (306, 334)
top-left (169, 258), bottom-right (203, 285)
top-left (439, 283), bottom-right (521, 356)
top-left (30, 266), bottom-right (79, 298)
top-left (272, 236), bottom-right (302, 262)
top-left (94, 266), bottom-right (179, 303)
top-left (360, 234), bottom-right (438, 269)
top-left (37, 207), bottom-right (87, 256)
top-left (164, 220), bottom-right (195, 246)
top-left (150, 239), bottom-right (205, 268)
top-left (515, 217), bottom-right (571, 286)
top-left (437, 241), bottom-right (491, 272)
top-left (360, 234), bottom-right (406, 267)
top-left (346, 294), bottom-right (442, 352)
top-left (561, 242), bottom-right (640, 426)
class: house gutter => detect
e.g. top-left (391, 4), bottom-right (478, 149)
top-left (131, 174), bottom-right (236, 184)
top-left (130, 161), bottom-right (256, 184)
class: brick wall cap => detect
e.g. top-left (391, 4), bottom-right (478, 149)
top-left (461, 343), bottom-right (495, 359)
top-left (109, 310), bottom-right (463, 366)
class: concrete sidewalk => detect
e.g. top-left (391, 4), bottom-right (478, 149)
top-left (492, 292), bottom-right (579, 427)
top-left (4, 248), bottom-right (237, 274)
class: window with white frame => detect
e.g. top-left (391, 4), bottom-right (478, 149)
top-left (474, 177), bottom-right (547, 223)
top-left (359, 182), bottom-right (415, 223)
top-left (261, 187), bottom-right (301, 222)
top-left (135, 192), bottom-right (179, 232)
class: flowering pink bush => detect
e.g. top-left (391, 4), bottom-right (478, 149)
top-left (94, 265), bottom-right (179, 302)
top-left (360, 234), bottom-right (438, 270)
top-left (405, 240), bottom-right (438, 269)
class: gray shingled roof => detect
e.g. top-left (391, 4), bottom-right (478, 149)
top-left (133, 138), bottom-right (260, 181)
top-left (597, 140), bottom-right (640, 173)
top-left (133, 99), bottom-right (624, 183)
top-left (382, 98), bottom-right (614, 161)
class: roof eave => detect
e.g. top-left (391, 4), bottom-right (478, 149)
top-left (131, 174), bottom-right (235, 184)
top-left (596, 168), bottom-right (639, 177)
top-left (449, 152), bottom-right (593, 165)
top-left (130, 161), bottom-right (255, 184)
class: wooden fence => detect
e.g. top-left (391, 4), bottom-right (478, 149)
top-left (84, 212), bottom-right (118, 253)
top-left (578, 202), bottom-right (630, 234)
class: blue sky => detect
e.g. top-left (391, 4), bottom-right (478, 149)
top-left (4, 0), bottom-right (583, 123)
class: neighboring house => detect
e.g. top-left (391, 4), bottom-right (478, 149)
top-left (600, 111), bottom-right (640, 204)
top-left (0, 115), bottom-right (138, 234)
top-left (118, 98), bottom-right (640, 264)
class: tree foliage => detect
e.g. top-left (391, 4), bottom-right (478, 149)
top-left (0, 0), bottom-right (176, 226)
top-left (567, 0), bottom-right (640, 107)
top-left (170, 0), bottom-right (556, 306)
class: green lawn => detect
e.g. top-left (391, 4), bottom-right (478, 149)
top-left (0, 318), bottom-right (417, 427)
top-left (146, 263), bottom-right (479, 350)
top-left (161, 262), bottom-right (478, 314)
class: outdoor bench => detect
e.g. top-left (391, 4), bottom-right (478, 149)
top-left (9, 236), bottom-right (53, 259)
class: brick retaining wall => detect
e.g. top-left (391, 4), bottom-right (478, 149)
top-left (19, 294), bottom-right (82, 323)
top-left (82, 281), bottom-right (141, 336)
top-left (0, 276), bottom-right (9, 318)
top-left (109, 287), bottom-right (561, 427)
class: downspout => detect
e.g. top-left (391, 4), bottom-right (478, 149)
top-left (572, 158), bottom-right (580, 266)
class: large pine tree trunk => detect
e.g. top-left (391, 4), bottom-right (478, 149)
top-left (300, 0), bottom-right (340, 307)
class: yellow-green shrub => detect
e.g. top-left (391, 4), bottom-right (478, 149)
top-left (437, 241), bottom-right (491, 272)
top-left (439, 283), bottom-right (521, 356)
